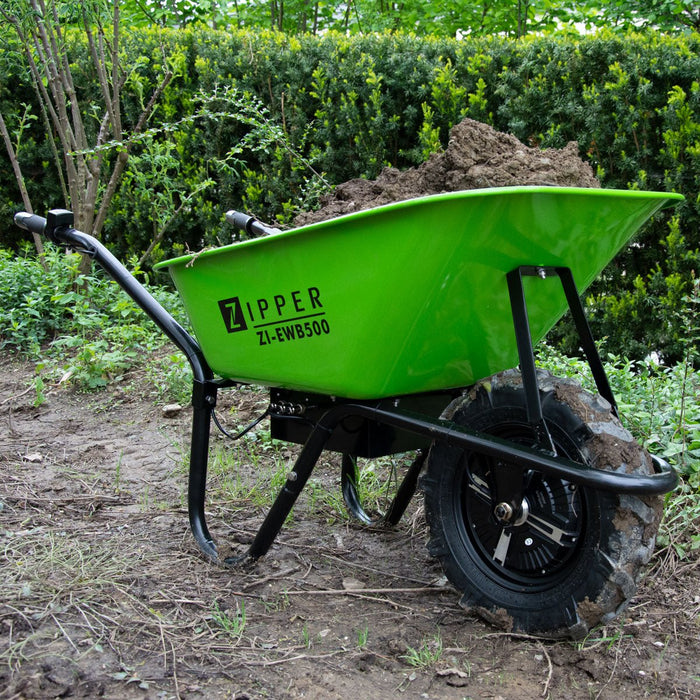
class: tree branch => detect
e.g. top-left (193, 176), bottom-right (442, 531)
top-left (92, 69), bottom-right (173, 238)
top-left (0, 110), bottom-right (46, 260)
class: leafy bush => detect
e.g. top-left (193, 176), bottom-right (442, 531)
top-left (0, 244), bottom-right (189, 391)
top-left (0, 246), bottom-right (80, 356)
top-left (537, 342), bottom-right (700, 557)
top-left (537, 344), bottom-right (700, 487)
top-left (2, 27), bottom-right (699, 362)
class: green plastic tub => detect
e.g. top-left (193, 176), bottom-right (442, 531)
top-left (155, 186), bottom-right (682, 399)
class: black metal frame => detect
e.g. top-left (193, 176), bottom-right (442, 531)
top-left (15, 210), bottom-right (678, 566)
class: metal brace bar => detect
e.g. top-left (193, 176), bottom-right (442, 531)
top-left (506, 268), bottom-right (557, 453)
top-left (554, 266), bottom-right (618, 416)
top-left (511, 266), bottom-right (618, 417)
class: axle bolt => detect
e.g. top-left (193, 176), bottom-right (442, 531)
top-left (494, 502), bottom-right (514, 523)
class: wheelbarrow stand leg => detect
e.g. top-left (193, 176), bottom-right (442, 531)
top-left (341, 451), bottom-right (427, 526)
top-left (241, 421), bottom-right (335, 562)
top-left (188, 379), bottom-right (218, 560)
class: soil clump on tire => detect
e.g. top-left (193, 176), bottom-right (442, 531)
top-left (294, 118), bottom-right (600, 226)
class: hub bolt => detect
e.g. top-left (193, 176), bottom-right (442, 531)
top-left (494, 502), bottom-right (514, 522)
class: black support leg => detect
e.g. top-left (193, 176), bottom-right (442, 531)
top-left (384, 450), bottom-right (426, 526)
top-left (188, 380), bottom-right (218, 561)
top-left (243, 421), bottom-right (335, 561)
top-left (555, 267), bottom-right (618, 416)
top-left (507, 268), bottom-right (556, 454)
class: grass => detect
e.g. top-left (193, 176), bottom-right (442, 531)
top-left (357, 625), bottom-right (369, 650)
top-left (210, 599), bottom-right (246, 641)
top-left (401, 632), bottom-right (443, 668)
top-left (572, 623), bottom-right (632, 652)
top-left (656, 483), bottom-right (700, 559)
top-left (2, 529), bottom-right (143, 668)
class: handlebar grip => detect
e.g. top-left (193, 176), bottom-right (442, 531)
top-left (14, 212), bottom-right (47, 236)
top-left (226, 210), bottom-right (255, 234)
top-left (225, 210), bottom-right (281, 237)
top-left (14, 209), bottom-right (75, 244)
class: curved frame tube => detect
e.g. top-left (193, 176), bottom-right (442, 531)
top-left (16, 210), bottom-right (219, 560)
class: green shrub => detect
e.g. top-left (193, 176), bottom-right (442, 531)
top-left (0, 247), bottom-right (81, 356)
top-left (537, 344), bottom-right (699, 487)
top-left (2, 27), bottom-right (699, 362)
top-left (0, 244), bottom-right (188, 390)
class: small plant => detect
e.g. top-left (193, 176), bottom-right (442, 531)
top-left (572, 624), bottom-right (631, 652)
top-left (656, 483), bottom-right (700, 559)
top-left (147, 352), bottom-right (193, 405)
top-left (31, 373), bottom-right (46, 407)
top-left (357, 625), bottom-right (369, 650)
top-left (401, 632), bottom-right (443, 668)
top-left (262, 590), bottom-right (290, 613)
top-left (210, 599), bottom-right (246, 640)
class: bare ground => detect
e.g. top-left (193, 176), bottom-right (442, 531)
top-left (1, 356), bottom-right (699, 700)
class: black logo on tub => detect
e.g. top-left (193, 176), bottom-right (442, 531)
top-left (218, 287), bottom-right (330, 346)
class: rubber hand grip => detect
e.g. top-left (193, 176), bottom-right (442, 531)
top-left (226, 210), bottom-right (255, 234)
top-left (14, 212), bottom-right (46, 236)
top-left (225, 210), bottom-right (282, 237)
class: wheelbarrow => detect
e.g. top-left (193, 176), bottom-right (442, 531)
top-left (15, 185), bottom-right (683, 638)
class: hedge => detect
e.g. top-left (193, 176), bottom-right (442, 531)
top-left (0, 27), bottom-right (698, 361)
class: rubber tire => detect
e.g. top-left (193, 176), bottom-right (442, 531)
top-left (422, 369), bottom-right (663, 639)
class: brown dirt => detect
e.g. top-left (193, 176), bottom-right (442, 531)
top-left (294, 118), bottom-right (600, 226)
top-left (1, 356), bottom-right (699, 700)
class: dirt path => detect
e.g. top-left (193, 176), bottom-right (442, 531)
top-left (1, 357), bottom-right (698, 699)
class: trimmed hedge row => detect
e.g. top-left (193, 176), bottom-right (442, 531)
top-left (1, 27), bottom-right (698, 360)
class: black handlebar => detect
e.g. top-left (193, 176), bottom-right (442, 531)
top-left (226, 210), bottom-right (281, 237)
top-left (14, 209), bottom-right (76, 245)
top-left (13, 208), bottom-right (211, 384)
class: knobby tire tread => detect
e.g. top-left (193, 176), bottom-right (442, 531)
top-left (422, 369), bottom-right (662, 639)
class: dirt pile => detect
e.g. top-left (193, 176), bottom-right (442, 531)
top-left (294, 118), bottom-right (599, 226)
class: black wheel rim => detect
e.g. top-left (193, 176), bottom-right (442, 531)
top-left (456, 419), bottom-right (587, 588)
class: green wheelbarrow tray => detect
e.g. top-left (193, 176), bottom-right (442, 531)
top-left (155, 186), bottom-right (683, 399)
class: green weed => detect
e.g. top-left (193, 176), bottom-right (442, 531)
top-left (31, 373), bottom-right (46, 407)
top-left (301, 624), bottom-right (311, 648)
top-left (401, 632), bottom-right (443, 668)
top-left (210, 599), bottom-right (246, 640)
top-left (357, 625), bottom-right (369, 650)
top-left (146, 352), bottom-right (192, 405)
top-left (572, 624), bottom-right (631, 652)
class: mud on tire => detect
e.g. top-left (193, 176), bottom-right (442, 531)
top-left (422, 370), bottom-right (663, 639)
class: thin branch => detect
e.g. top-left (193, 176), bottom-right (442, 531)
top-left (82, 5), bottom-right (120, 141)
top-left (137, 179), bottom-right (215, 267)
top-left (0, 111), bottom-right (46, 259)
top-left (47, 0), bottom-right (88, 151)
top-left (20, 7), bottom-right (81, 203)
top-left (283, 586), bottom-right (446, 596)
top-left (111, 1), bottom-right (122, 137)
top-left (92, 69), bottom-right (173, 238)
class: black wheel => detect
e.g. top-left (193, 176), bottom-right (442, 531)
top-left (422, 369), bottom-right (663, 638)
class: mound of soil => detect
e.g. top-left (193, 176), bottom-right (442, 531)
top-left (294, 118), bottom-right (599, 226)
